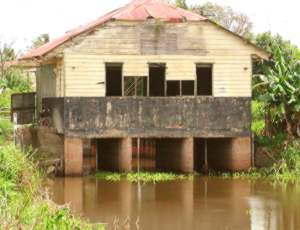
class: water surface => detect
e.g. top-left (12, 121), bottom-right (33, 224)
top-left (48, 177), bottom-right (300, 230)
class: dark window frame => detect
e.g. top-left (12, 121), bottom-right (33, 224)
top-left (105, 63), bottom-right (123, 97)
top-left (166, 80), bottom-right (196, 96)
top-left (196, 63), bottom-right (213, 96)
top-left (148, 63), bottom-right (166, 97)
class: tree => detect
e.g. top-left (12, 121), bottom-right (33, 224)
top-left (191, 2), bottom-right (253, 37)
top-left (0, 42), bottom-right (16, 81)
top-left (0, 42), bottom-right (31, 95)
top-left (174, 0), bottom-right (188, 9)
top-left (255, 32), bottom-right (300, 59)
top-left (173, 1), bottom-right (253, 38)
top-left (31, 34), bottom-right (49, 49)
top-left (254, 38), bottom-right (300, 136)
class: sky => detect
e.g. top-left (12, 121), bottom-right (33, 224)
top-left (0, 0), bottom-right (299, 54)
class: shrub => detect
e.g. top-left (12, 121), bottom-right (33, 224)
top-left (0, 119), bottom-right (13, 144)
top-left (0, 145), bottom-right (104, 230)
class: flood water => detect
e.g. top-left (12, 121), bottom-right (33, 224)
top-left (48, 177), bottom-right (300, 230)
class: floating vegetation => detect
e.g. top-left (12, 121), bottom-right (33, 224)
top-left (95, 171), bottom-right (194, 183)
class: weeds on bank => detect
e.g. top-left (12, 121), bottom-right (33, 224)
top-left (0, 144), bottom-right (105, 230)
top-left (95, 171), bottom-right (194, 183)
top-left (213, 140), bottom-right (300, 183)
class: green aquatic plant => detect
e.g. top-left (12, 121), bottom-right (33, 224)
top-left (94, 171), bottom-right (122, 181)
top-left (95, 171), bottom-right (194, 183)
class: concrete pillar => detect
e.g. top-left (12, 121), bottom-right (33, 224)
top-left (119, 138), bottom-right (132, 172)
top-left (230, 137), bottom-right (251, 170)
top-left (181, 138), bottom-right (194, 173)
top-left (156, 138), bottom-right (194, 173)
top-left (64, 137), bottom-right (83, 176)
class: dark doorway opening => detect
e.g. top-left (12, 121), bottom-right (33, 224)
top-left (106, 63), bottom-right (122, 96)
top-left (197, 64), bottom-right (213, 96)
top-left (149, 64), bottom-right (166, 96)
top-left (132, 138), bottom-right (156, 171)
top-left (194, 138), bottom-right (236, 173)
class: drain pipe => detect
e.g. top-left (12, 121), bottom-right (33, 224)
top-left (137, 138), bottom-right (141, 173)
top-left (203, 139), bottom-right (209, 174)
top-left (137, 138), bottom-right (142, 213)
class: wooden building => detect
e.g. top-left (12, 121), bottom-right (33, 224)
top-left (18, 0), bottom-right (270, 175)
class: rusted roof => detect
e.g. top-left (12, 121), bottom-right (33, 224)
top-left (20, 0), bottom-right (206, 60)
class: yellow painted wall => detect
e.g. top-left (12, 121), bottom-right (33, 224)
top-left (61, 21), bottom-right (265, 97)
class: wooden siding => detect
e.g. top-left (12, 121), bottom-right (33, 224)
top-left (36, 64), bottom-right (57, 113)
top-left (62, 20), bottom-right (261, 97)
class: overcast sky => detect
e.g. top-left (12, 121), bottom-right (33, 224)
top-left (0, 0), bottom-right (299, 53)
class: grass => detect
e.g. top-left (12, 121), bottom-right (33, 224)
top-left (0, 144), bottom-right (105, 230)
top-left (214, 168), bottom-right (300, 183)
top-left (251, 100), bottom-right (266, 135)
top-left (95, 171), bottom-right (194, 183)
top-left (0, 118), bottom-right (13, 145)
top-left (212, 140), bottom-right (300, 183)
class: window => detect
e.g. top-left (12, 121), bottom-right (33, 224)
top-left (106, 63), bottom-right (122, 96)
top-left (167, 81), bottom-right (180, 96)
top-left (182, 80), bottom-right (195, 96)
top-left (167, 80), bottom-right (195, 96)
top-left (197, 64), bottom-right (213, 96)
top-left (124, 76), bottom-right (147, 96)
top-left (149, 64), bottom-right (166, 96)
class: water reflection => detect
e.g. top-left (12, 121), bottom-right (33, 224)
top-left (48, 177), bottom-right (300, 230)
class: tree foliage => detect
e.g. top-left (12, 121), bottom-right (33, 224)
top-left (0, 42), bottom-right (32, 109)
top-left (174, 0), bottom-right (188, 9)
top-left (254, 34), bottom-right (300, 136)
top-left (31, 33), bottom-right (49, 49)
top-left (191, 2), bottom-right (253, 37)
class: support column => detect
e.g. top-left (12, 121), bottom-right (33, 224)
top-left (118, 137), bottom-right (132, 172)
top-left (230, 137), bottom-right (252, 171)
top-left (64, 137), bottom-right (83, 176)
top-left (181, 138), bottom-right (194, 173)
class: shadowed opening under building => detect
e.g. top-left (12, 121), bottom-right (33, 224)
top-left (84, 137), bottom-right (251, 174)
top-left (194, 138), bottom-right (251, 172)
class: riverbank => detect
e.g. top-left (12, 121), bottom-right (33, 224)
top-left (0, 145), bottom-right (105, 230)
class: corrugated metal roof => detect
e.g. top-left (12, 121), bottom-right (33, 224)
top-left (20, 0), bottom-right (206, 60)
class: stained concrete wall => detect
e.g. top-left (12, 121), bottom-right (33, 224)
top-left (16, 126), bottom-right (64, 174)
top-left (43, 97), bottom-right (251, 138)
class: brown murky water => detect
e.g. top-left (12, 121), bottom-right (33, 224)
top-left (48, 177), bottom-right (300, 230)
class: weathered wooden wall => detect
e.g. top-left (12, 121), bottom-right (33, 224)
top-left (36, 64), bottom-right (57, 114)
top-left (61, 20), bottom-right (264, 97)
top-left (36, 61), bottom-right (64, 115)
top-left (43, 97), bottom-right (251, 138)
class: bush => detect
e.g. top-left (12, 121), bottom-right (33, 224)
top-left (0, 145), bottom-right (105, 230)
top-left (0, 119), bottom-right (13, 144)
top-left (252, 100), bottom-right (265, 135)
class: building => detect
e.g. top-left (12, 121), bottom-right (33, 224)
top-left (17, 0), bottom-right (270, 176)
